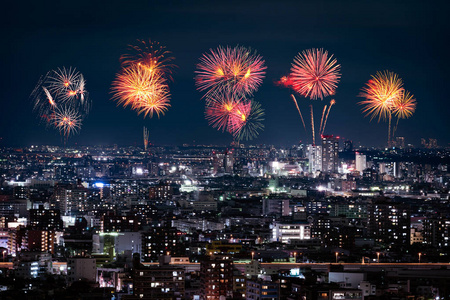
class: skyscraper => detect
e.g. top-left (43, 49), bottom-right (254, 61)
top-left (355, 152), bottom-right (366, 175)
top-left (321, 135), bottom-right (339, 173)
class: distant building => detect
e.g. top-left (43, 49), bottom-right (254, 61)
top-left (246, 276), bottom-right (280, 300)
top-left (262, 198), bottom-right (290, 217)
top-left (200, 258), bottom-right (234, 299)
top-left (307, 145), bottom-right (322, 174)
top-left (355, 153), bottom-right (366, 175)
top-left (133, 259), bottom-right (185, 300)
top-left (272, 221), bottom-right (311, 243)
top-left (321, 135), bottom-right (339, 173)
top-left (67, 257), bottom-right (97, 285)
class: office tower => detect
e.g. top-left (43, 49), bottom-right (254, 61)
top-left (355, 152), bottom-right (366, 175)
top-left (200, 258), bottom-right (234, 299)
top-left (321, 135), bottom-right (339, 173)
top-left (306, 144), bottom-right (322, 173)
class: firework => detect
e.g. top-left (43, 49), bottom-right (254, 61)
top-left (319, 105), bottom-right (327, 136)
top-left (31, 67), bottom-right (90, 142)
top-left (310, 105), bottom-right (315, 145)
top-left (195, 46), bottom-right (266, 98)
top-left (290, 48), bottom-right (341, 100)
top-left (230, 99), bottom-right (265, 141)
top-left (120, 39), bottom-right (175, 80)
top-left (358, 71), bottom-right (403, 121)
top-left (290, 94), bottom-right (307, 132)
top-left (52, 106), bottom-right (82, 138)
top-left (321, 99), bottom-right (336, 135)
top-left (393, 90), bottom-right (416, 119)
top-left (111, 65), bottom-right (171, 118)
top-left (143, 127), bottom-right (149, 151)
top-left (205, 92), bottom-right (243, 132)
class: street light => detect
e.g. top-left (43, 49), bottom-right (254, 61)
top-left (335, 252), bottom-right (338, 263)
top-left (293, 252), bottom-right (297, 263)
top-left (418, 252), bottom-right (422, 263)
top-left (251, 251), bottom-right (255, 261)
top-left (377, 252), bottom-right (380, 263)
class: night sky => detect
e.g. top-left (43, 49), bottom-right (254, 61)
top-left (1, 0), bottom-right (449, 147)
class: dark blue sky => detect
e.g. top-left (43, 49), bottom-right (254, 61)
top-left (1, 0), bottom-right (449, 147)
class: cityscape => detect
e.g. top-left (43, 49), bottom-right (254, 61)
top-left (2, 1), bottom-right (450, 300)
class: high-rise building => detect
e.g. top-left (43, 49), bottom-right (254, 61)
top-left (29, 206), bottom-right (63, 231)
top-left (200, 258), bottom-right (234, 299)
top-left (246, 276), bottom-right (280, 300)
top-left (355, 152), bottom-right (366, 175)
top-left (306, 144), bottom-right (322, 174)
top-left (367, 199), bottom-right (410, 246)
top-left (142, 226), bottom-right (186, 262)
top-left (67, 257), bottom-right (97, 285)
top-left (321, 135), bottom-right (339, 173)
top-left (272, 221), bottom-right (311, 243)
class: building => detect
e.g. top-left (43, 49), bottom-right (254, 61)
top-left (133, 258), bottom-right (185, 300)
top-left (246, 276), bottom-right (280, 300)
top-left (423, 218), bottom-right (450, 248)
top-left (262, 198), bottom-right (290, 217)
top-left (200, 258), bottom-right (234, 300)
top-left (67, 257), bottom-right (97, 285)
top-left (29, 206), bottom-right (63, 231)
top-left (367, 199), bottom-right (410, 246)
top-left (307, 145), bottom-right (322, 174)
top-left (321, 135), bottom-right (339, 173)
top-left (142, 226), bottom-right (186, 262)
top-left (355, 153), bottom-right (366, 175)
top-left (272, 222), bottom-right (311, 243)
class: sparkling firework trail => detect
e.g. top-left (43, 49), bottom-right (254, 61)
top-left (143, 126), bottom-right (149, 151)
top-left (310, 105), bottom-right (315, 145)
top-left (392, 91), bottom-right (416, 138)
top-left (290, 94), bottom-right (307, 132)
top-left (120, 39), bottom-right (175, 81)
top-left (319, 105), bottom-right (327, 136)
top-left (195, 46), bottom-right (266, 99)
top-left (111, 65), bottom-right (171, 118)
top-left (290, 48), bottom-right (341, 100)
top-left (321, 99), bottom-right (336, 135)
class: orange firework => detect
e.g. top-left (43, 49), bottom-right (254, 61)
top-left (111, 65), bottom-right (170, 118)
top-left (393, 90), bottom-right (416, 119)
top-left (120, 39), bottom-right (175, 80)
top-left (52, 106), bottom-right (82, 138)
top-left (359, 71), bottom-right (404, 121)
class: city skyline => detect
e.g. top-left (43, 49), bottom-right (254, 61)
top-left (2, 0), bottom-right (449, 147)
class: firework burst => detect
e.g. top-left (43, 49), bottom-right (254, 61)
top-left (52, 106), bottom-right (82, 138)
top-left (31, 67), bottom-right (90, 142)
top-left (195, 46), bottom-right (266, 98)
top-left (393, 90), bottom-right (416, 119)
top-left (120, 39), bottom-right (175, 80)
top-left (358, 71), bottom-right (404, 121)
top-left (111, 65), bottom-right (171, 118)
top-left (230, 100), bottom-right (265, 141)
top-left (290, 48), bottom-right (341, 100)
top-left (205, 92), bottom-right (243, 132)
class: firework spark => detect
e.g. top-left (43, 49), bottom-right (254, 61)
top-left (52, 106), bottom-right (82, 138)
top-left (290, 48), bottom-right (341, 100)
top-left (120, 39), bottom-right (175, 80)
top-left (393, 90), bottom-right (416, 119)
top-left (319, 105), bottom-right (327, 136)
top-left (321, 99), bottom-right (336, 135)
top-left (310, 105), bottom-right (315, 145)
top-left (205, 92), bottom-right (242, 132)
top-left (230, 100), bottom-right (265, 141)
top-left (195, 46), bottom-right (266, 98)
top-left (358, 70), bottom-right (404, 121)
top-left (111, 65), bottom-right (171, 118)
top-left (143, 126), bottom-right (150, 151)
top-left (290, 94), bottom-right (307, 132)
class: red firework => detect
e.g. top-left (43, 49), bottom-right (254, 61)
top-left (205, 93), bottom-right (242, 132)
top-left (195, 46), bottom-right (266, 98)
top-left (290, 48), bottom-right (341, 100)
